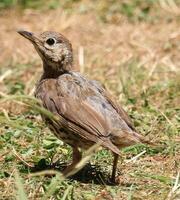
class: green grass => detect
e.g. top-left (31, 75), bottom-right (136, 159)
top-left (0, 0), bottom-right (60, 9)
top-left (0, 1), bottom-right (180, 199)
top-left (1, 0), bottom-right (179, 23)
top-left (0, 59), bottom-right (179, 199)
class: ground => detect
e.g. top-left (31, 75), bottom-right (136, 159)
top-left (0, 1), bottom-right (180, 200)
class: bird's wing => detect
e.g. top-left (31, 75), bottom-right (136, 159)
top-left (90, 80), bottom-right (136, 131)
top-left (35, 77), bottom-right (121, 155)
top-left (89, 81), bottom-right (154, 146)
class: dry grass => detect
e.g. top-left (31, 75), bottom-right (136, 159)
top-left (0, 1), bottom-right (180, 199)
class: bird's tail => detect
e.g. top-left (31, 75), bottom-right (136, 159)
top-left (131, 131), bottom-right (155, 146)
top-left (110, 129), bottom-right (155, 148)
top-left (101, 130), bottom-right (155, 155)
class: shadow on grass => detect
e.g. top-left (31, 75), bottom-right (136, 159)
top-left (21, 160), bottom-right (119, 186)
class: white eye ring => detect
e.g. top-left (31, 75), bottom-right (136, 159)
top-left (46, 38), bottom-right (56, 45)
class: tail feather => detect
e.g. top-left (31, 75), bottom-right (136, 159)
top-left (102, 139), bottom-right (121, 155)
top-left (132, 131), bottom-right (155, 146)
top-left (101, 130), bottom-right (155, 154)
top-left (110, 129), bottom-right (155, 148)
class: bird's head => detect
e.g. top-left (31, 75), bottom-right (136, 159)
top-left (18, 30), bottom-right (73, 73)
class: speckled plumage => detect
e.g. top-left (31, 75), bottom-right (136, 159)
top-left (18, 30), bottom-right (150, 182)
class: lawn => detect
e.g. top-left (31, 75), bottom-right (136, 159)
top-left (0, 1), bottom-right (179, 199)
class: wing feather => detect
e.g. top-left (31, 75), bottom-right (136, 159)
top-left (90, 80), bottom-right (136, 131)
top-left (35, 78), bottom-right (120, 154)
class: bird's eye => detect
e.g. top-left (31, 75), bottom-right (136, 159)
top-left (46, 38), bottom-right (56, 45)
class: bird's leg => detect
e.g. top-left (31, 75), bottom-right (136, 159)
top-left (63, 146), bottom-right (82, 176)
top-left (111, 153), bottom-right (119, 182)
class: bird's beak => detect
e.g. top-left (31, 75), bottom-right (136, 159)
top-left (17, 30), bottom-right (40, 44)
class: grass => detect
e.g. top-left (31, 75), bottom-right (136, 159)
top-left (0, 1), bottom-right (180, 199)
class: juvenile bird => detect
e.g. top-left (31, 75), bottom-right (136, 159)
top-left (18, 30), bottom-right (150, 182)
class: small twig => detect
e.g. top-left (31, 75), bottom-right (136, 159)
top-left (167, 172), bottom-right (180, 200)
top-left (29, 86), bottom-right (35, 96)
top-left (126, 150), bottom-right (146, 163)
top-left (158, 109), bottom-right (175, 128)
top-left (0, 69), bottom-right (12, 82)
top-left (78, 46), bottom-right (84, 73)
top-left (148, 61), bottom-right (158, 78)
top-left (1, 108), bottom-right (10, 121)
top-left (28, 170), bottom-right (62, 178)
top-left (152, 105), bottom-right (176, 129)
top-left (161, 56), bottom-right (177, 72)
top-left (12, 147), bottom-right (34, 168)
top-left (0, 91), bottom-right (8, 97)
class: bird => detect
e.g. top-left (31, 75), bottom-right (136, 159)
top-left (17, 30), bottom-right (150, 182)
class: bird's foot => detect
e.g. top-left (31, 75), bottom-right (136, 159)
top-left (107, 176), bottom-right (120, 185)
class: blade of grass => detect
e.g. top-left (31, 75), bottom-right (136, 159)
top-left (61, 185), bottom-right (73, 200)
top-left (42, 174), bottom-right (62, 200)
top-left (14, 169), bottom-right (28, 200)
top-left (28, 143), bottom-right (101, 198)
top-left (65, 142), bottom-right (101, 178)
top-left (125, 150), bottom-right (146, 163)
top-left (167, 172), bottom-right (180, 199)
top-left (133, 172), bottom-right (172, 185)
top-left (127, 184), bottom-right (134, 200)
top-left (0, 94), bottom-right (59, 121)
top-left (12, 147), bottom-right (34, 168)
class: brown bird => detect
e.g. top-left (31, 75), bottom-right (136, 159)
top-left (18, 30), bottom-right (150, 182)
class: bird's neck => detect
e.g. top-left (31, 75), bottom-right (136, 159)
top-left (41, 60), bottom-right (72, 79)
